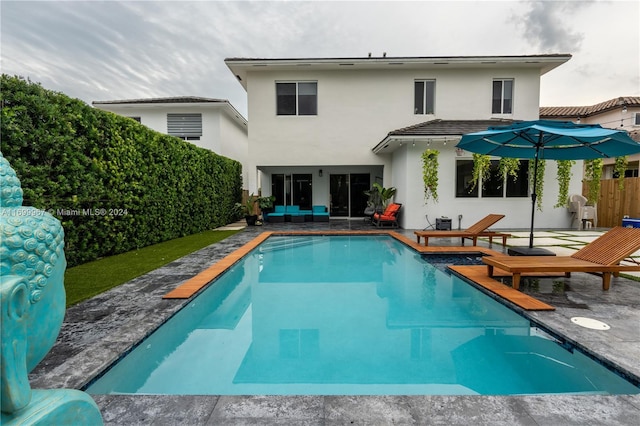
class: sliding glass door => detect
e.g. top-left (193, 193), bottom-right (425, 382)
top-left (271, 174), bottom-right (312, 209)
top-left (330, 173), bottom-right (370, 217)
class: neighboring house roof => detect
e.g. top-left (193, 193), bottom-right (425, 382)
top-left (93, 96), bottom-right (228, 105)
top-left (373, 119), bottom-right (514, 154)
top-left (226, 54), bottom-right (571, 90)
top-left (540, 96), bottom-right (640, 118)
top-left (92, 96), bottom-right (247, 128)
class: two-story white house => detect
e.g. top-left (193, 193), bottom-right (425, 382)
top-left (225, 54), bottom-right (583, 230)
top-left (93, 97), bottom-right (249, 185)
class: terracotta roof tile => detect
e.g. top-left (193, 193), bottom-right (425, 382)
top-left (540, 96), bottom-right (640, 118)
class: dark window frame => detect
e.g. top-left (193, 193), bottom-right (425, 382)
top-left (455, 158), bottom-right (529, 199)
top-left (414, 80), bottom-right (435, 115)
top-left (276, 81), bottom-right (318, 116)
top-left (492, 79), bottom-right (513, 114)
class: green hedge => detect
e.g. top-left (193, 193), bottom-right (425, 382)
top-left (1, 75), bottom-right (242, 266)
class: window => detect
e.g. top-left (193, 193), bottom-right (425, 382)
top-left (634, 113), bottom-right (640, 126)
top-left (276, 82), bottom-right (317, 115)
top-left (167, 113), bottom-right (202, 140)
top-left (414, 80), bottom-right (435, 114)
top-left (456, 159), bottom-right (529, 198)
top-left (492, 79), bottom-right (513, 114)
top-left (128, 116), bottom-right (141, 123)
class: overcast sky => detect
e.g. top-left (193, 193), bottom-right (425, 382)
top-left (2, 0), bottom-right (638, 118)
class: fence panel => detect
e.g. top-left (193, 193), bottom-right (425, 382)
top-left (583, 177), bottom-right (640, 227)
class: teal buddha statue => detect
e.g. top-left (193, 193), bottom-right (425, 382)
top-left (0, 152), bottom-right (103, 425)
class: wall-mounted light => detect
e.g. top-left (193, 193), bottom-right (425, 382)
top-left (455, 148), bottom-right (464, 156)
top-left (576, 116), bottom-right (581, 124)
top-left (319, 169), bottom-right (323, 177)
top-left (622, 105), bottom-right (628, 114)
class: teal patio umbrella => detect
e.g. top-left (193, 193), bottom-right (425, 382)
top-left (456, 120), bottom-right (640, 252)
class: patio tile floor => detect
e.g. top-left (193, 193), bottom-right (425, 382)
top-left (29, 221), bottom-right (640, 425)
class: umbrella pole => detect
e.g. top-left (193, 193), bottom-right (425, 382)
top-left (529, 147), bottom-right (540, 249)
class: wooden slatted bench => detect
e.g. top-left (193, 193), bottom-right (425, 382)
top-left (483, 227), bottom-right (640, 291)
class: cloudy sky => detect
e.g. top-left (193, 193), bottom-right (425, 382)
top-left (1, 0), bottom-right (638, 117)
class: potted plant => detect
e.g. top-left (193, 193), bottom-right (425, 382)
top-left (235, 194), bottom-right (259, 226)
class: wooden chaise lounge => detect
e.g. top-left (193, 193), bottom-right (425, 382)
top-left (414, 214), bottom-right (509, 246)
top-left (483, 227), bottom-right (640, 291)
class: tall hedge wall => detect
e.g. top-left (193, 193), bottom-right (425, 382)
top-left (1, 75), bottom-right (243, 266)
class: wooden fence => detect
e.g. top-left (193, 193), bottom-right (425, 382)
top-left (582, 177), bottom-right (640, 227)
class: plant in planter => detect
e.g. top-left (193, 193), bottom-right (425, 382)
top-left (421, 149), bottom-right (439, 203)
top-left (614, 156), bottom-right (628, 190)
top-left (554, 160), bottom-right (575, 208)
top-left (257, 195), bottom-right (276, 217)
top-left (364, 183), bottom-right (397, 213)
top-left (235, 194), bottom-right (259, 226)
top-left (584, 158), bottom-right (603, 205)
top-left (470, 153), bottom-right (491, 191)
top-left (529, 158), bottom-right (546, 211)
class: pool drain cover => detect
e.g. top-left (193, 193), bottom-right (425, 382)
top-left (571, 317), bottom-right (610, 330)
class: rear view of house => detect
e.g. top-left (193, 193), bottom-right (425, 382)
top-left (225, 54), bottom-right (582, 229)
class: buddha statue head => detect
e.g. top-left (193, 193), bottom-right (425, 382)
top-left (1, 151), bottom-right (67, 412)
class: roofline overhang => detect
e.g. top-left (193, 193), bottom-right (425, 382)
top-left (93, 99), bottom-right (247, 128)
top-left (225, 54), bottom-right (572, 90)
top-left (372, 134), bottom-right (460, 155)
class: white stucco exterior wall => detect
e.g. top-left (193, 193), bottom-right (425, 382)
top-left (228, 55), bottom-right (574, 229)
top-left (397, 143), bottom-right (584, 230)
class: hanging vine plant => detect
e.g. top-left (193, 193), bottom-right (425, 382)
top-left (421, 149), bottom-right (439, 203)
top-left (584, 158), bottom-right (603, 205)
top-left (470, 153), bottom-right (491, 191)
top-left (614, 156), bottom-right (628, 190)
top-left (529, 159), bottom-right (546, 211)
top-left (498, 158), bottom-right (520, 183)
top-left (554, 160), bottom-right (575, 208)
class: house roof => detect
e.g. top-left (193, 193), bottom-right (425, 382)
top-left (225, 54), bottom-right (571, 90)
top-left (372, 119), bottom-right (514, 154)
top-left (93, 96), bottom-right (228, 105)
top-left (92, 96), bottom-right (247, 127)
top-left (540, 96), bottom-right (640, 118)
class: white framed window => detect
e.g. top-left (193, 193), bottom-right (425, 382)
top-left (414, 80), bottom-right (435, 114)
top-left (276, 81), bottom-right (317, 116)
top-left (167, 113), bottom-right (202, 140)
top-left (492, 79), bottom-right (513, 114)
top-left (634, 112), bottom-right (640, 126)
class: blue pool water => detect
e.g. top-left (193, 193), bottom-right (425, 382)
top-left (86, 235), bottom-right (639, 396)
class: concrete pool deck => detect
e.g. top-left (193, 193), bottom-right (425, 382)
top-left (29, 220), bottom-right (640, 425)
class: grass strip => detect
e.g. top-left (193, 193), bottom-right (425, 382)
top-left (64, 229), bottom-right (240, 306)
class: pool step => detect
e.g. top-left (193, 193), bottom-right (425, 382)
top-left (259, 237), bottom-right (326, 253)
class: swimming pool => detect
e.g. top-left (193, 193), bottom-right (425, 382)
top-left (86, 235), bottom-right (639, 396)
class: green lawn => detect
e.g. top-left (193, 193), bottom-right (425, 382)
top-left (64, 229), bottom-right (240, 306)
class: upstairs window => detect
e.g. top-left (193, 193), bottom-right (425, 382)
top-left (634, 112), bottom-right (640, 126)
top-left (492, 79), bottom-right (513, 114)
top-left (167, 113), bottom-right (202, 140)
top-left (276, 82), bottom-right (317, 115)
top-left (414, 80), bottom-right (435, 114)
top-left (128, 116), bottom-right (141, 123)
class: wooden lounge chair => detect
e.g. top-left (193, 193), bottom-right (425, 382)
top-left (372, 203), bottom-right (402, 228)
top-left (483, 227), bottom-right (640, 291)
top-left (414, 214), bottom-right (506, 246)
